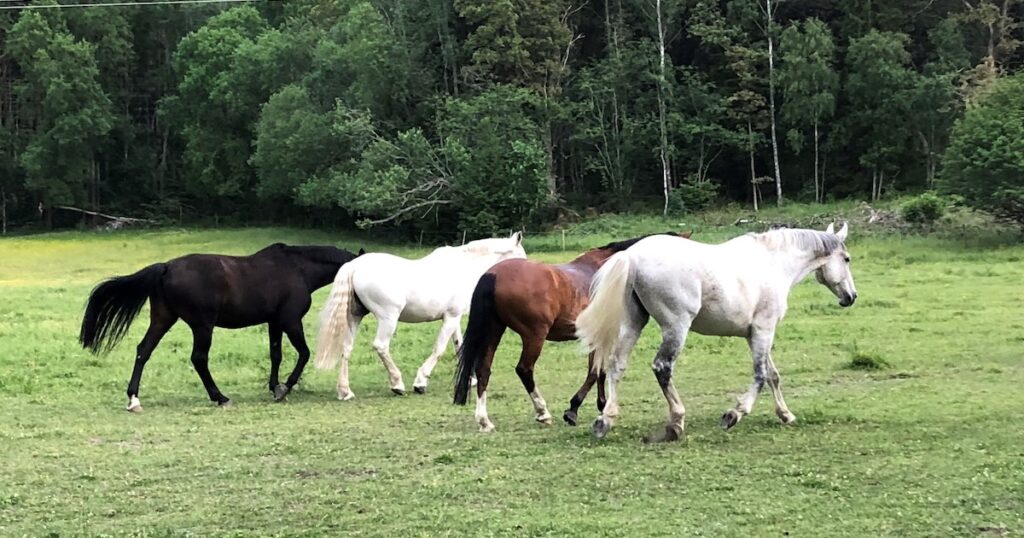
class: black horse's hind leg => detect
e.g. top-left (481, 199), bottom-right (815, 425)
top-left (187, 324), bottom-right (230, 406)
top-left (267, 322), bottom-right (283, 395)
top-left (275, 322), bottom-right (310, 401)
top-left (126, 301), bottom-right (177, 412)
top-left (564, 351), bottom-right (601, 426)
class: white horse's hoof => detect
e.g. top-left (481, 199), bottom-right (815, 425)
top-left (478, 424), bottom-right (496, 433)
top-left (593, 417), bottom-right (610, 439)
top-left (338, 392), bottom-right (356, 401)
top-left (536, 413), bottom-right (553, 425)
top-left (777, 410), bottom-right (797, 424)
top-left (721, 409), bottom-right (742, 430)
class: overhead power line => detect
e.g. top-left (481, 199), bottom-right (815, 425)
top-left (0, 0), bottom-right (260, 10)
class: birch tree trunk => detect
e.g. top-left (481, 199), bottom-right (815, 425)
top-left (749, 121), bottom-right (758, 212)
top-left (766, 0), bottom-right (783, 205)
top-left (813, 119), bottom-right (820, 202)
top-left (655, 0), bottom-right (672, 215)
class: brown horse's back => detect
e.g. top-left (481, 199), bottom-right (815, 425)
top-left (488, 258), bottom-right (588, 342)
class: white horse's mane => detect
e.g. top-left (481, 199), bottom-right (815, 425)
top-left (459, 237), bottom-right (515, 256)
top-left (750, 228), bottom-right (844, 257)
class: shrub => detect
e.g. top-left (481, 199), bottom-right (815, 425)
top-left (941, 73), bottom-right (1024, 227)
top-left (846, 351), bottom-right (890, 370)
top-left (668, 181), bottom-right (718, 215)
top-left (900, 192), bottom-right (946, 224)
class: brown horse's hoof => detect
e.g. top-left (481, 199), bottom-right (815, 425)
top-left (563, 409), bottom-right (578, 426)
top-left (218, 399), bottom-right (232, 408)
top-left (273, 384), bottom-right (290, 402)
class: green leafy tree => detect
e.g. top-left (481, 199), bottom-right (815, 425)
top-left (910, 18), bottom-right (970, 188)
top-left (160, 6), bottom-right (269, 210)
top-left (941, 74), bottom-right (1024, 226)
top-left (846, 30), bottom-right (915, 200)
top-left (8, 9), bottom-right (113, 225)
top-left (250, 84), bottom-right (337, 201)
top-left (441, 86), bottom-right (549, 233)
top-left (779, 18), bottom-right (838, 202)
top-left (297, 86), bottom-right (548, 236)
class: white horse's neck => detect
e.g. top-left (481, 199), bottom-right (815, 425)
top-left (774, 248), bottom-right (824, 289)
top-left (747, 231), bottom-right (832, 291)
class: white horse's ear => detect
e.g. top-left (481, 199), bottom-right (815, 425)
top-left (512, 231), bottom-right (523, 245)
top-left (825, 222), bottom-right (835, 234)
top-left (836, 222), bottom-right (848, 241)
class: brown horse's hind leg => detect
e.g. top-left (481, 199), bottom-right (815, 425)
top-left (563, 351), bottom-right (601, 426)
top-left (514, 336), bottom-right (551, 425)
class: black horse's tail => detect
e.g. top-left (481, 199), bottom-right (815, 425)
top-left (453, 273), bottom-right (503, 405)
top-left (79, 263), bottom-right (167, 355)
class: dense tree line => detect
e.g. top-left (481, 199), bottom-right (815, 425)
top-left (0, 0), bottom-right (1022, 235)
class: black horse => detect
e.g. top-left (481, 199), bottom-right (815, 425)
top-left (79, 243), bottom-right (362, 411)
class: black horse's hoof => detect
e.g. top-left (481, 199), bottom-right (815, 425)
top-left (563, 409), bottom-right (578, 426)
top-left (218, 399), bottom-right (232, 408)
top-left (413, 386), bottom-right (426, 395)
top-left (273, 384), bottom-right (290, 402)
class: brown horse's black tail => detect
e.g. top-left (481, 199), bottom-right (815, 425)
top-left (453, 273), bottom-right (502, 405)
top-left (79, 263), bottom-right (167, 355)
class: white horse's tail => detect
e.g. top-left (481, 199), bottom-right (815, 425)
top-left (314, 264), bottom-right (357, 370)
top-left (576, 253), bottom-right (634, 374)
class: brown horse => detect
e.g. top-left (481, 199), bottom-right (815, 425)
top-left (452, 232), bottom-right (690, 432)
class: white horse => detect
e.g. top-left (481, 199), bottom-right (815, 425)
top-left (314, 232), bottom-right (527, 399)
top-left (575, 223), bottom-right (857, 442)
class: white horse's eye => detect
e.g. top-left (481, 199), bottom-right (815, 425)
top-left (843, 256), bottom-right (851, 263)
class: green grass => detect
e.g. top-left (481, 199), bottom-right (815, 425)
top-left (1, 223), bottom-right (1023, 537)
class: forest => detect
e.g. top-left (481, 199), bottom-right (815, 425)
top-left (0, 0), bottom-right (1022, 236)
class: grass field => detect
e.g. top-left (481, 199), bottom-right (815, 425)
top-left (1, 220), bottom-right (1022, 537)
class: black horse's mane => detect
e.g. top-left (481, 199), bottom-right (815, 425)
top-left (594, 231), bottom-right (681, 254)
top-left (261, 243), bottom-right (359, 265)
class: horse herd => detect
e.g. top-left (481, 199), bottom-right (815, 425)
top-left (79, 224), bottom-right (857, 442)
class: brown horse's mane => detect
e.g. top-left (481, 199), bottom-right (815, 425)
top-left (592, 231), bottom-right (685, 254)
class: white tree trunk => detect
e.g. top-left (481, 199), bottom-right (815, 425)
top-left (766, 0), bottom-right (782, 206)
top-left (655, 0), bottom-right (672, 215)
top-left (749, 121), bottom-right (758, 212)
top-left (813, 119), bottom-right (820, 203)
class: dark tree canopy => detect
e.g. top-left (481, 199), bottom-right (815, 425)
top-left (0, 0), bottom-right (1021, 235)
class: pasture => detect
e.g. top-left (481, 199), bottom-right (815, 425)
top-left (1, 223), bottom-right (1022, 536)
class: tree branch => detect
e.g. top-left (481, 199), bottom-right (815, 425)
top-left (358, 199), bottom-right (453, 227)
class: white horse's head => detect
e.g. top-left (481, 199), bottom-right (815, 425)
top-left (815, 222), bottom-right (858, 307)
top-left (463, 231), bottom-right (527, 262)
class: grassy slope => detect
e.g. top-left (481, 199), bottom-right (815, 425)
top-left (1, 220), bottom-right (1022, 537)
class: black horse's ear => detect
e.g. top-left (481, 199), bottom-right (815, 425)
top-left (358, 248), bottom-right (366, 256)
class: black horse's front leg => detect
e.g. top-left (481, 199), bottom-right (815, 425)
top-left (267, 323), bottom-right (283, 396)
top-left (189, 325), bottom-right (230, 406)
